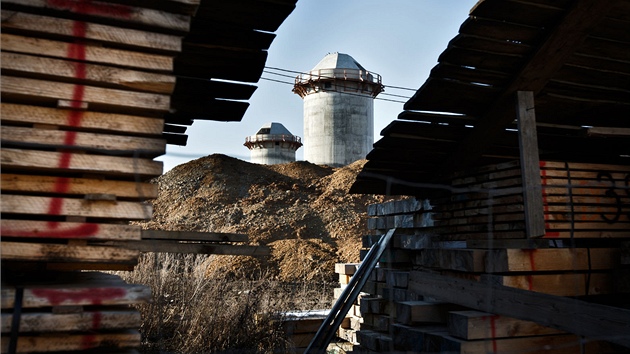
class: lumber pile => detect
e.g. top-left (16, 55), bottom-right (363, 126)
top-left (278, 310), bottom-right (352, 354)
top-left (0, 1), bottom-right (195, 352)
top-left (348, 160), bottom-right (630, 353)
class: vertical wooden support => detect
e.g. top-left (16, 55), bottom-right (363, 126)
top-left (516, 91), bottom-right (545, 238)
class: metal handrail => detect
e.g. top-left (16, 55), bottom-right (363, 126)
top-left (244, 134), bottom-right (302, 144)
top-left (294, 68), bottom-right (382, 86)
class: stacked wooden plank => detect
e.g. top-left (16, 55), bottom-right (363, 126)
top-left (278, 310), bottom-right (352, 354)
top-left (349, 160), bottom-right (630, 353)
top-left (0, 1), bottom-right (199, 352)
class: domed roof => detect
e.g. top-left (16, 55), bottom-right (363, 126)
top-left (311, 52), bottom-right (366, 71)
top-left (255, 122), bottom-right (294, 136)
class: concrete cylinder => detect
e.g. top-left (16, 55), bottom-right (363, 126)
top-left (244, 122), bottom-right (302, 165)
top-left (294, 53), bottom-right (383, 167)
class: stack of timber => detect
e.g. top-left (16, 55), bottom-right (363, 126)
top-left (280, 310), bottom-right (353, 354)
top-left (333, 263), bottom-right (362, 349)
top-left (1, 1), bottom-right (196, 352)
top-left (349, 160), bottom-right (630, 353)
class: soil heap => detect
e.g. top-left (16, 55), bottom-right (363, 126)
top-left (138, 154), bottom-right (400, 282)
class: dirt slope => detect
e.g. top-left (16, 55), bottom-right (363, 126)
top-left (138, 154), bottom-right (399, 282)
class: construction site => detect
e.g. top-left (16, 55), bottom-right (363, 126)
top-left (1, 0), bottom-right (629, 353)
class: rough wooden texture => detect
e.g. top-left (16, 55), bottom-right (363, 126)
top-left (408, 271), bottom-right (630, 348)
top-left (448, 310), bottom-right (564, 340)
top-left (110, 240), bottom-right (271, 256)
top-left (2, 52), bottom-right (175, 94)
top-left (1, 220), bottom-right (142, 240)
top-left (1, 310), bottom-right (141, 332)
top-left (1, 33), bottom-right (173, 71)
top-left (1, 241), bottom-right (140, 264)
top-left (0, 330), bottom-right (141, 353)
top-left (2, 76), bottom-right (170, 113)
top-left (2, 148), bottom-right (163, 177)
top-left (141, 229), bottom-right (248, 242)
top-left (482, 272), bottom-right (613, 296)
top-left (516, 90), bottom-right (545, 238)
top-left (396, 301), bottom-right (463, 325)
top-left (1, 174), bottom-right (158, 200)
top-left (1, 273), bottom-right (151, 309)
top-left (1, 126), bottom-right (166, 157)
top-left (1, 195), bottom-right (152, 220)
top-left (1, 11), bottom-right (182, 52)
top-left (0, 103), bottom-right (165, 136)
top-left (487, 248), bottom-right (620, 272)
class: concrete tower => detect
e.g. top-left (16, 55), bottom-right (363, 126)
top-left (293, 52), bottom-right (383, 167)
top-left (244, 122), bottom-right (302, 165)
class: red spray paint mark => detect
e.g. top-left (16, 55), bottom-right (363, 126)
top-left (8, 1), bottom-right (131, 237)
top-left (1, 223), bottom-right (99, 238)
top-left (482, 315), bottom-right (500, 353)
top-left (526, 249), bottom-right (537, 291)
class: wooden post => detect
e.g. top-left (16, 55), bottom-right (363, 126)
top-left (516, 91), bottom-right (545, 238)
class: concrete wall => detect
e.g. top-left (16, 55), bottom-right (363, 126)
top-left (249, 141), bottom-right (298, 165)
top-left (303, 90), bottom-right (374, 167)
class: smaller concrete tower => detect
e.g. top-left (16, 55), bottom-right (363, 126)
top-left (244, 122), bottom-right (302, 165)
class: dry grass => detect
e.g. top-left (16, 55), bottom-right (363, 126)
top-left (117, 253), bottom-right (336, 353)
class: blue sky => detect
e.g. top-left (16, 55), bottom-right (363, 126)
top-left (158, 0), bottom-right (479, 172)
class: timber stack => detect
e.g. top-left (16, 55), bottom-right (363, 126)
top-left (0, 1), bottom-right (192, 352)
top-left (348, 160), bottom-right (630, 353)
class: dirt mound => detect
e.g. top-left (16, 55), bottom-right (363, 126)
top-left (139, 154), bottom-right (400, 281)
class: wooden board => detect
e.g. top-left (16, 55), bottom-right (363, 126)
top-left (1, 126), bottom-right (166, 157)
top-left (396, 301), bottom-right (463, 325)
top-left (2, 76), bottom-right (171, 113)
top-left (1, 174), bottom-right (158, 200)
top-left (109, 240), bottom-right (271, 256)
top-left (487, 248), bottom-right (620, 272)
top-left (1, 195), bottom-right (152, 220)
top-left (1, 309), bottom-right (141, 332)
top-left (1, 272), bottom-right (151, 308)
top-left (1, 11), bottom-right (182, 52)
top-left (2, 52), bottom-right (175, 94)
top-left (482, 272), bottom-right (613, 296)
top-left (1, 33), bottom-right (173, 72)
top-left (1, 220), bottom-right (141, 240)
top-left (1, 241), bottom-right (140, 264)
top-left (3, 0), bottom-right (192, 32)
top-left (448, 310), bottom-right (563, 340)
top-left (0, 103), bottom-right (164, 136)
top-left (2, 148), bottom-right (163, 177)
top-left (0, 330), bottom-right (141, 353)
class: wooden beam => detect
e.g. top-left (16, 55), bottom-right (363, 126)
top-left (0, 330), bottom-right (140, 353)
top-left (1, 241), bottom-right (139, 264)
top-left (141, 229), bottom-right (248, 242)
top-left (1, 310), bottom-right (141, 332)
top-left (516, 91), bottom-right (545, 237)
top-left (1, 33), bottom-right (173, 72)
top-left (110, 240), bottom-right (271, 256)
top-left (408, 271), bottom-right (630, 348)
top-left (487, 248), bottom-right (620, 272)
top-left (448, 310), bottom-right (563, 340)
top-left (1, 220), bottom-right (141, 240)
top-left (1, 148), bottom-right (163, 177)
top-left (435, 0), bottom-right (620, 177)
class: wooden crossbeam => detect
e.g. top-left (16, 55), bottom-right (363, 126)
top-left (110, 240), bottom-right (271, 256)
top-left (1, 310), bottom-right (141, 332)
top-left (141, 229), bottom-right (248, 242)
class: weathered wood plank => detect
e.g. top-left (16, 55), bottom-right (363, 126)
top-left (517, 91), bottom-right (545, 238)
top-left (1, 149), bottom-right (163, 177)
top-left (1, 174), bottom-right (157, 199)
top-left (1, 126), bottom-right (166, 157)
top-left (396, 301), bottom-right (463, 325)
top-left (1, 241), bottom-right (139, 264)
top-left (0, 330), bottom-right (141, 353)
top-left (141, 229), bottom-right (248, 242)
top-left (482, 272), bottom-right (613, 296)
top-left (1, 33), bottom-right (172, 71)
top-left (1, 103), bottom-right (164, 136)
top-left (2, 76), bottom-right (170, 112)
top-left (1, 219), bottom-right (141, 240)
top-left (408, 271), bottom-right (630, 348)
top-left (1, 195), bottom-right (152, 220)
top-left (448, 310), bottom-right (563, 340)
top-left (2, 52), bottom-right (175, 94)
top-left (1, 11), bottom-right (182, 52)
top-left (4, 0), bottom-right (191, 32)
top-left (1, 310), bottom-right (141, 332)
top-left (109, 240), bottom-right (271, 256)
top-left (487, 248), bottom-right (620, 272)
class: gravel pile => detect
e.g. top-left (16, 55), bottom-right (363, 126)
top-left (138, 154), bottom-right (400, 282)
